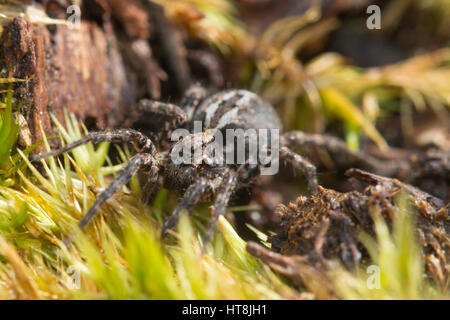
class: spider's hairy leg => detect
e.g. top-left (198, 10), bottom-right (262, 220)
top-left (180, 84), bottom-right (208, 120)
top-left (281, 131), bottom-right (396, 175)
top-left (161, 177), bottom-right (210, 237)
top-left (279, 146), bottom-right (318, 194)
top-left (31, 129), bottom-right (156, 161)
top-left (202, 171), bottom-right (238, 254)
top-left (65, 153), bottom-right (158, 247)
top-left (138, 100), bottom-right (188, 129)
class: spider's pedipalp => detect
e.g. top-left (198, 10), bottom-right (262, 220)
top-left (65, 153), bottom-right (158, 247)
top-left (161, 177), bottom-right (210, 237)
top-left (31, 129), bottom-right (156, 162)
top-left (202, 170), bottom-right (238, 254)
top-left (279, 146), bottom-right (318, 194)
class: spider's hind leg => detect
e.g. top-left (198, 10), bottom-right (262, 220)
top-left (279, 146), bottom-right (318, 194)
top-left (281, 131), bottom-right (390, 174)
top-left (161, 177), bottom-right (210, 237)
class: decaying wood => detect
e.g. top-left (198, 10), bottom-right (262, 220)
top-left (248, 169), bottom-right (450, 290)
top-left (148, 2), bottom-right (192, 97)
top-left (0, 16), bottom-right (137, 148)
top-left (0, 1), bottom-right (201, 147)
top-left (106, 0), bottom-right (151, 40)
top-left (107, 0), bottom-right (167, 101)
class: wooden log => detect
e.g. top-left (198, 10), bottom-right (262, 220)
top-left (0, 16), bottom-right (138, 148)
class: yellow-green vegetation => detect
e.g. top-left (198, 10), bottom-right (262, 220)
top-left (245, 10), bottom-right (450, 150)
top-left (162, 0), bottom-right (450, 150)
top-left (0, 113), bottom-right (296, 299)
top-left (151, 0), bottom-right (246, 53)
top-left (0, 113), bottom-right (447, 300)
top-left (0, 90), bottom-right (19, 172)
top-left (0, 0), bottom-right (448, 300)
top-left (0, 0), bottom-right (66, 32)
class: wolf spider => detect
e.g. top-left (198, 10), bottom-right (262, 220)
top-left (32, 86), bottom-right (388, 250)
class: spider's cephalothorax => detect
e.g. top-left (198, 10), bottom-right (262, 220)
top-left (32, 86), bottom-right (391, 249)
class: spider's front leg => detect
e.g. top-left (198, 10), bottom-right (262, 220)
top-left (66, 153), bottom-right (159, 246)
top-left (31, 129), bottom-right (157, 161)
top-left (202, 170), bottom-right (238, 254)
top-left (161, 177), bottom-right (211, 236)
top-left (30, 129), bottom-right (159, 246)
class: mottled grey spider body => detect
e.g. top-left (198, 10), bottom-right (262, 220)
top-left (32, 86), bottom-right (383, 249)
top-left (162, 88), bottom-right (282, 194)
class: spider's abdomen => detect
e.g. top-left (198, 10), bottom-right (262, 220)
top-left (192, 90), bottom-right (282, 132)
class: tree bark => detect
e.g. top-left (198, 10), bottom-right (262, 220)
top-left (0, 14), bottom-right (137, 148)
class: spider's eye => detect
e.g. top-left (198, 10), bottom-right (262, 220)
top-left (183, 165), bottom-right (196, 177)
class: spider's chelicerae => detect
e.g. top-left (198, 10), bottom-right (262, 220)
top-left (32, 86), bottom-right (386, 249)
